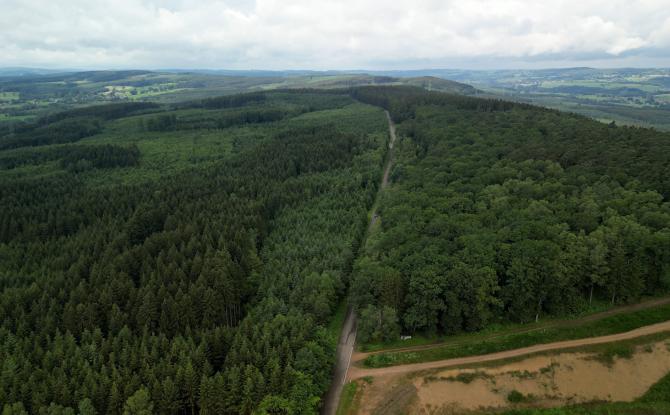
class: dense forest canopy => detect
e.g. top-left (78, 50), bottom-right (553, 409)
top-left (350, 86), bottom-right (670, 342)
top-left (1, 85), bottom-right (669, 414)
top-left (0, 90), bottom-right (388, 414)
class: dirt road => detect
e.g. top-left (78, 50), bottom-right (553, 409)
top-left (368, 111), bottom-right (397, 231)
top-left (347, 320), bottom-right (670, 380)
top-left (352, 296), bottom-right (670, 362)
top-left (321, 110), bottom-right (398, 415)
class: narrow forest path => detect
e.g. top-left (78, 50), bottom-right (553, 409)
top-left (368, 111), bottom-right (397, 230)
top-left (347, 320), bottom-right (670, 380)
top-left (381, 110), bottom-right (397, 186)
top-left (321, 110), bottom-right (398, 415)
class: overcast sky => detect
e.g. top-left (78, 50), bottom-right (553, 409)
top-left (1, 0), bottom-right (669, 70)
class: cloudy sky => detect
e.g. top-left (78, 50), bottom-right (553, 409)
top-left (1, 0), bottom-right (669, 70)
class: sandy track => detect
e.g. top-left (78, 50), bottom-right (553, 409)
top-left (347, 320), bottom-right (670, 380)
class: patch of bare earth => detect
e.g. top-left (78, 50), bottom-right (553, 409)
top-left (355, 375), bottom-right (403, 415)
top-left (355, 340), bottom-right (670, 415)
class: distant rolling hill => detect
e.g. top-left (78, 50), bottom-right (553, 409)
top-left (0, 70), bottom-right (479, 124)
top-left (401, 76), bottom-right (479, 94)
top-left (0, 67), bottom-right (76, 77)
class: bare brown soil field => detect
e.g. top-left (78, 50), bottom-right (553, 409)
top-left (351, 339), bottom-right (670, 415)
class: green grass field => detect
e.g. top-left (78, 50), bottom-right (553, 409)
top-left (335, 382), bottom-right (359, 415)
top-left (539, 79), bottom-right (663, 93)
top-left (0, 91), bottom-right (19, 101)
top-left (460, 67), bottom-right (670, 130)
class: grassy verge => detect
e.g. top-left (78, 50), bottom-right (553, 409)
top-left (361, 333), bottom-right (439, 352)
top-left (499, 402), bottom-right (670, 415)
top-left (640, 366), bottom-right (670, 403)
top-left (335, 382), bottom-right (358, 415)
top-left (363, 302), bottom-right (670, 368)
top-left (327, 301), bottom-right (348, 347)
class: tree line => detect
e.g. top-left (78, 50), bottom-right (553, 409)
top-left (0, 144), bottom-right (139, 172)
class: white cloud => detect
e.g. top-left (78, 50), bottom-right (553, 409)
top-left (0, 0), bottom-right (668, 69)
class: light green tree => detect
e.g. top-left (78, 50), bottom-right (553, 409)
top-left (123, 387), bottom-right (153, 415)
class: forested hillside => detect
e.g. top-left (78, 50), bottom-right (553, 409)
top-left (350, 86), bottom-right (670, 341)
top-left (0, 91), bottom-right (388, 413)
top-left (2, 85), bottom-right (669, 414)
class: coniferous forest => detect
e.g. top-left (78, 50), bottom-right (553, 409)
top-left (0, 91), bottom-right (387, 414)
top-left (1, 85), bottom-right (669, 414)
